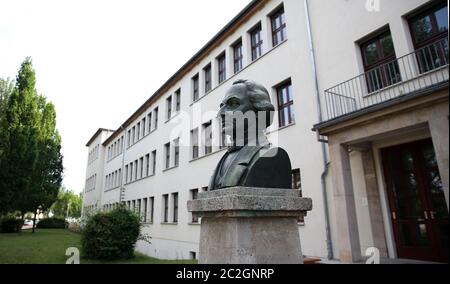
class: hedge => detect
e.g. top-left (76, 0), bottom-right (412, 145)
top-left (0, 217), bottom-right (24, 233)
top-left (81, 207), bottom-right (141, 260)
top-left (36, 217), bottom-right (67, 229)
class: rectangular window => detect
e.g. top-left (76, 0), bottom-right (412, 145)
top-left (163, 194), bottom-right (169, 223)
top-left (139, 157), bottom-right (144, 179)
top-left (409, 3), bottom-right (448, 73)
top-left (137, 199), bottom-right (141, 221)
top-left (250, 24), bottom-right (263, 61)
top-left (175, 89), bottom-right (181, 112)
top-left (271, 6), bottom-right (287, 46)
top-left (361, 30), bottom-right (401, 92)
top-left (143, 198), bottom-right (148, 223)
top-left (192, 74), bottom-right (199, 102)
top-left (142, 117), bottom-right (146, 136)
top-left (127, 130), bottom-right (131, 147)
top-left (166, 95), bottom-right (172, 120)
top-left (130, 162), bottom-right (134, 183)
top-left (218, 53), bottom-right (226, 84)
top-left (204, 65), bottom-right (212, 93)
top-left (191, 128), bottom-right (199, 159)
top-left (172, 192), bottom-right (178, 223)
top-left (134, 160), bottom-right (138, 181)
top-left (164, 142), bottom-right (170, 169)
top-left (145, 154), bottom-right (150, 177)
top-left (174, 138), bottom-right (180, 167)
top-left (118, 169), bottom-right (121, 186)
top-left (154, 107), bottom-right (159, 129)
top-left (277, 81), bottom-right (295, 127)
top-left (203, 121), bottom-right (212, 155)
top-left (125, 165), bottom-right (129, 184)
top-left (233, 40), bottom-right (243, 73)
top-left (191, 189), bottom-right (199, 223)
top-left (149, 196), bottom-right (154, 223)
top-left (147, 112), bottom-right (152, 132)
top-left (137, 122), bottom-right (141, 141)
top-left (152, 150), bottom-right (157, 175)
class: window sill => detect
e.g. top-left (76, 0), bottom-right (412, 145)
top-left (189, 39), bottom-right (288, 107)
top-left (104, 186), bottom-right (120, 192)
top-left (160, 222), bottom-right (178, 225)
top-left (124, 173), bottom-right (156, 186)
top-left (162, 165), bottom-right (179, 172)
top-left (189, 147), bottom-right (227, 163)
top-left (188, 222), bottom-right (201, 226)
top-left (266, 122), bottom-right (296, 135)
top-left (126, 128), bottom-right (158, 150)
top-left (164, 112), bottom-right (181, 124)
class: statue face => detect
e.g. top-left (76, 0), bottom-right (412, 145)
top-left (218, 84), bottom-right (255, 134)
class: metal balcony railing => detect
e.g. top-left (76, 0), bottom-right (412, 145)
top-left (322, 37), bottom-right (449, 122)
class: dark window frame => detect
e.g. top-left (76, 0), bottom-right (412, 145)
top-left (233, 40), bottom-right (243, 73)
top-left (408, 2), bottom-right (448, 49)
top-left (217, 53), bottom-right (226, 84)
top-left (250, 23), bottom-right (263, 61)
top-left (204, 65), bottom-right (212, 93)
top-left (192, 74), bottom-right (200, 102)
top-left (276, 81), bottom-right (295, 127)
top-left (271, 6), bottom-right (287, 46)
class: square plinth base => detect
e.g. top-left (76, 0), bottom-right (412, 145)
top-left (187, 187), bottom-right (312, 264)
top-left (199, 215), bottom-right (303, 264)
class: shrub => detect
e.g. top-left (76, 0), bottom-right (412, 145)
top-left (0, 217), bottom-right (24, 233)
top-left (36, 217), bottom-right (67, 229)
top-left (81, 206), bottom-right (141, 260)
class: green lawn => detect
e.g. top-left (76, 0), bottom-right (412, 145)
top-left (0, 229), bottom-right (197, 264)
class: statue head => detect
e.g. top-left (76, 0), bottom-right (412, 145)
top-left (218, 80), bottom-right (275, 145)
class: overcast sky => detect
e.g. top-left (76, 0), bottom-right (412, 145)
top-left (0, 0), bottom-right (252, 194)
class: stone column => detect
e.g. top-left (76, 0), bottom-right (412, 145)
top-left (329, 142), bottom-right (362, 263)
top-left (361, 149), bottom-right (388, 257)
top-left (187, 187), bottom-right (312, 264)
top-left (429, 117), bottom-right (449, 211)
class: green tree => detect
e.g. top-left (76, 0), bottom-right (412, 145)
top-left (0, 78), bottom-right (15, 214)
top-left (0, 58), bottom-right (40, 216)
top-left (0, 58), bottom-right (63, 229)
top-left (51, 189), bottom-right (82, 219)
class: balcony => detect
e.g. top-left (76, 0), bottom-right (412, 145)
top-left (321, 38), bottom-right (449, 123)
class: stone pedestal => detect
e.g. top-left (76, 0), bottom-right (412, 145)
top-left (187, 187), bottom-right (312, 264)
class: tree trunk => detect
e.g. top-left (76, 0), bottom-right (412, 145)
top-left (32, 208), bottom-right (37, 233)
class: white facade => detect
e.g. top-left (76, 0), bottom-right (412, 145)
top-left (83, 0), bottom-right (448, 261)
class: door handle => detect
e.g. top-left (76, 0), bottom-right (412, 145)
top-left (392, 211), bottom-right (396, 220)
top-left (424, 211), bottom-right (428, 220)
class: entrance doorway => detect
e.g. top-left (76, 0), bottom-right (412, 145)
top-left (382, 138), bottom-right (448, 262)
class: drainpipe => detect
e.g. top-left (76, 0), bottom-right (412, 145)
top-left (118, 126), bottom-right (127, 205)
top-left (304, 0), bottom-right (333, 260)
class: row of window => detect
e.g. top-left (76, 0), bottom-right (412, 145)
top-left (124, 150), bottom-right (157, 185)
top-left (190, 5), bottom-right (287, 103)
top-left (107, 135), bottom-right (124, 161)
top-left (85, 174), bottom-right (97, 193)
top-left (126, 107), bottom-right (159, 149)
top-left (105, 169), bottom-right (122, 191)
top-left (360, 2), bottom-right (448, 93)
top-left (103, 167), bottom-right (303, 224)
top-left (106, 5), bottom-right (288, 156)
top-left (103, 79), bottom-right (295, 189)
top-left (87, 145), bottom-right (99, 165)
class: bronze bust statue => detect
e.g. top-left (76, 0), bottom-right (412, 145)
top-left (208, 80), bottom-right (292, 190)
